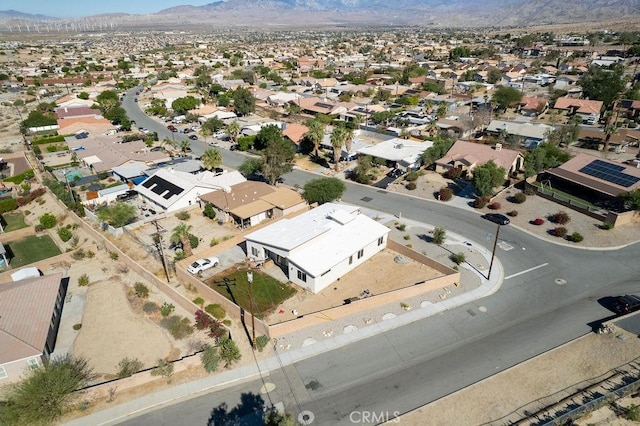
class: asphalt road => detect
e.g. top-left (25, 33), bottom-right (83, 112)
top-left (117, 97), bottom-right (640, 426)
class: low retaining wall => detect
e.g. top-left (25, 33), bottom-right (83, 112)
top-left (525, 178), bottom-right (608, 222)
top-left (387, 239), bottom-right (458, 275)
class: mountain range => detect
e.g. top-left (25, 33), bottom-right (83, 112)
top-left (2, 0), bottom-right (640, 28)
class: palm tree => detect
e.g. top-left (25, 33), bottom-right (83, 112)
top-left (425, 99), bottom-right (434, 115)
top-left (436, 102), bottom-right (448, 119)
top-left (426, 120), bottom-right (439, 137)
top-left (305, 120), bottom-right (325, 158)
top-left (171, 222), bottom-right (193, 257)
top-left (200, 147), bottom-right (222, 171)
top-left (226, 120), bottom-right (240, 144)
top-left (400, 128), bottom-right (411, 140)
top-left (180, 139), bottom-right (190, 154)
top-left (344, 125), bottom-right (355, 155)
top-left (330, 126), bottom-right (347, 171)
top-left (201, 125), bottom-right (212, 144)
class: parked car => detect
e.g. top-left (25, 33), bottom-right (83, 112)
top-left (613, 295), bottom-right (640, 314)
top-left (116, 190), bottom-right (137, 201)
top-left (187, 256), bottom-right (220, 274)
top-left (387, 168), bottom-right (405, 178)
top-left (167, 124), bottom-right (176, 131)
top-left (188, 135), bottom-right (198, 140)
top-left (482, 213), bottom-right (510, 225)
top-left (150, 146), bottom-right (164, 152)
top-left (183, 128), bottom-right (191, 134)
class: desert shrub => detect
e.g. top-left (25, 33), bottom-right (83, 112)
top-left (488, 202), bottom-right (501, 210)
top-left (194, 310), bottom-right (227, 341)
top-left (117, 357), bottom-right (143, 378)
top-left (550, 211), bottom-right (570, 225)
top-left (511, 192), bottom-right (527, 204)
top-left (219, 337), bottom-right (241, 367)
top-left (73, 323), bottom-right (82, 331)
top-left (396, 223), bottom-right (406, 231)
top-left (210, 237), bottom-right (219, 247)
top-left (405, 182), bottom-right (417, 190)
top-left (143, 301), bottom-right (159, 314)
top-left (451, 252), bottom-right (466, 265)
top-left (175, 211), bottom-right (190, 220)
top-left (223, 319), bottom-right (232, 326)
top-left (160, 315), bottom-right (194, 340)
top-left (403, 235), bottom-right (410, 240)
top-left (151, 358), bottom-right (174, 380)
top-left (255, 335), bottom-right (271, 352)
top-left (78, 274), bottom-right (89, 286)
top-left (551, 227), bottom-right (568, 237)
top-left (405, 171), bottom-right (420, 182)
top-left (39, 212), bottom-right (57, 229)
top-left (432, 227), bottom-right (446, 245)
top-left (438, 187), bottom-right (453, 201)
top-left (200, 344), bottom-right (220, 373)
top-left (109, 251), bottom-right (119, 260)
top-left (86, 250), bottom-right (95, 258)
top-left (624, 404), bottom-right (640, 422)
top-left (71, 248), bottom-right (86, 260)
top-left (34, 224), bottom-right (44, 232)
top-left (192, 297), bottom-right (205, 307)
top-left (205, 303), bottom-right (226, 319)
top-left (443, 167), bottom-right (463, 180)
top-left (473, 197), bottom-right (489, 209)
top-left (160, 302), bottom-right (175, 317)
top-left (507, 210), bottom-right (518, 217)
top-left (203, 203), bottom-right (217, 220)
top-left (600, 222), bottom-right (614, 230)
top-left (532, 218), bottom-right (544, 225)
top-left (57, 227), bottom-right (73, 242)
top-left (524, 186), bottom-right (536, 196)
top-left (568, 232), bottom-right (584, 242)
top-left (134, 282), bottom-right (149, 298)
top-left (188, 233), bottom-right (199, 249)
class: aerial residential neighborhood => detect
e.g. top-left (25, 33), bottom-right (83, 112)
top-left (0, 1), bottom-right (639, 425)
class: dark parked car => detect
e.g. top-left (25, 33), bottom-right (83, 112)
top-left (116, 190), bottom-right (137, 201)
top-left (188, 134), bottom-right (198, 140)
top-left (613, 295), bottom-right (640, 314)
top-left (483, 213), bottom-right (510, 225)
top-left (229, 144), bottom-right (239, 151)
top-left (387, 168), bottom-right (405, 178)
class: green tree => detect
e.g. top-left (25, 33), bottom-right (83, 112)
top-left (77, 91), bottom-right (89, 100)
top-left (546, 121), bottom-right (580, 147)
top-left (39, 213), bottom-right (57, 229)
top-left (264, 409), bottom-right (295, 426)
top-left (330, 126), bottom-right (348, 171)
top-left (171, 96), bottom-right (200, 114)
top-left (96, 90), bottom-right (119, 111)
top-left (580, 64), bottom-right (626, 107)
top-left (96, 202), bottom-right (136, 227)
top-left (492, 86), bottom-right (523, 111)
top-left (203, 203), bottom-right (217, 220)
top-left (202, 116), bottom-right (224, 134)
top-left (238, 157), bottom-right (263, 178)
top-left (200, 147), bottom-right (222, 171)
top-left (261, 138), bottom-right (296, 185)
top-left (232, 87), bottom-right (255, 116)
top-left (432, 227), bottom-right (446, 245)
top-left (171, 222), bottom-right (193, 257)
top-left (226, 120), bottom-right (241, 143)
top-left (472, 160), bottom-right (506, 197)
top-left (302, 177), bottom-right (346, 205)
top-left (305, 119), bottom-right (325, 158)
top-left (621, 189), bottom-right (640, 211)
top-left (180, 139), bottom-right (191, 153)
top-left (421, 137), bottom-right (455, 167)
top-left (200, 344), bottom-right (220, 373)
top-left (0, 355), bottom-right (94, 426)
top-left (254, 124), bottom-right (283, 151)
top-left (103, 106), bottom-right (129, 125)
top-left (524, 143), bottom-right (571, 177)
top-left (218, 337), bottom-right (241, 367)
top-left (486, 67), bottom-right (503, 84)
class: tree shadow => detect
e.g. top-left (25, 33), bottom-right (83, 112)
top-left (207, 392), bottom-right (265, 426)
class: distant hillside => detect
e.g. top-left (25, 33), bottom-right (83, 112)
top-left (0, 9), bottom-right (57, 21)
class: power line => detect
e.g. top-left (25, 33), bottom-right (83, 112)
top-left (151, 219), bottom-right (170, 283)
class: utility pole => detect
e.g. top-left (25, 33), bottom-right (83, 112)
top-left (151, 219), bottom-right (170, 283)
top-left (237, 258), bottom-right (262, 348)
top-left (488, 224), bottom-right (501, 280)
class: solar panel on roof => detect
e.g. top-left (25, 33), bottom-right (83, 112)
top-left (141, 175), bottom-right (184, 198)
top-left (314, 102), bottom-right (334, 109)
top-left (579, 159), bottom-right (640, 188)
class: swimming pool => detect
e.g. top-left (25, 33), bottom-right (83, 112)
top-left (66, 171), bottom-right (83, 181)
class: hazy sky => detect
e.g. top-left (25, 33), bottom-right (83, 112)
top-left (2, 1), bottom-right (218, 18)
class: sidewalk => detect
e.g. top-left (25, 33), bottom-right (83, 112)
top-left (66, 208), bottom-right (504, 426)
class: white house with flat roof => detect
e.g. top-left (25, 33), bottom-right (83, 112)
top-left (244, 203), bottom-right (390, 293)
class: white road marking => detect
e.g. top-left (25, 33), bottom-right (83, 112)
top-left (505, 263), bottom-right (549, 280)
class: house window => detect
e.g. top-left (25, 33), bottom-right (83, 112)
top-left (251, 247), bottom-right (259, 257)
top-left (357, 249), bottom-right (364, 259)
top-left (27, 358), bottom-right (39, 369)
top-left (378, 236), bottom-right (384, 246)
top-left (0, 366), bottom-right (7, 379)
top-left (349, 255), bottom-right (353, 265)
top-left (297, 270), bottom-right (307, 283)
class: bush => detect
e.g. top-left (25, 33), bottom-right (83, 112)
top-left (405, 171), bottom-right (420, 182)
top-left (86, 250), bottom-right (95, 258)
top-left (78, 274), bottom-right (89, 286)
top-left (117, 357), bottom-right (143, 378)
top-left (188, 233), bottom-right (199, 249)
top-left (550, 211), bottom-right (570, 225)
top-left (57, 227), bottom-right (73, 242)
top-left (403, 234), bottom-right (410, 240)
top-left (532, 218), bottom-right (544, 225)
top-left (73, 323), bottom-right (82, 331)
top-left (568, 232), bottom-right (584, 242)
top-left (39, 212), bottom-right (57, 229)
top-left (200, 344), bottom-right (220, 373)
top-left (143, 301), bottom-right (159, 314)
top-left (151, 358), bottom-right (174, 380)
top-left (438, 187), bottom-right (453, 201)
top-left (160, 315), bottom-right (194, 340)
top-left (507, 210), bottom-right (518, 217)
top-left (488, 202), bottom-right (501, 210)
top-left (524, 186), bottom-right (536, 196)
top-left (600, 221), bottom-right (614, 230)
top-left (396, 223), bottom-right (406, 231)
top-left (511, 192), bottom-right (527, 204)
top-left (192, 297), bottom-right (205, 307)
top-left (255, 335), bottom-right (271, 352)
top-left (203, 203), bottom-right (217, 220)
top-left (160, 302), bottom-right (175, 317)
top-left (0, 197), bottom-right (17, 214)
top-left (432, 227), bottom-right (446, 245)
top-left (109, 251), bottom-right (119, 260)
top-left (205, 303), bottom-right (226, 319)
top-left (34, 224), bottom-right (45, 232)
top-left (134, 282), bottom-right (150, 298)
top-left (624, 404), bottom-right (640, 422)
top-left (473, 197), bottom-right (489, 209)
top-left (175, 211), bottom-right (190, 220)
top-left (71, 248), bottom-right (86, 260)
top-left (219, 337), bottom-right (241, 367)
top-left (451, 252), bottom-right (466, 265)
top-left (210, 237), bottom-right (219, 247)
top-left (551, 227), bottom-right (568, 237)
top-left (405, 182), bottom-right (417, 190)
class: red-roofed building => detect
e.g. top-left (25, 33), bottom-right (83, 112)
top-left (518, 97), bottom-right (549, 116)
top-left (435, 140), bottom-right (523, 179)
top-left (283, 123), bottom-right (309, 148)
top-left (553, 97), bottom-right (603, 123)
top-left (0, 273), bottom-right (68, 383)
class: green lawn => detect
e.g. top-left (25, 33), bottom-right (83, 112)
top-left (2, 212), bottom-right (27, 232)
top-left (6, 235), bottom-right (61, 268)
top-left (206, 269), bottom-right (296, 318)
